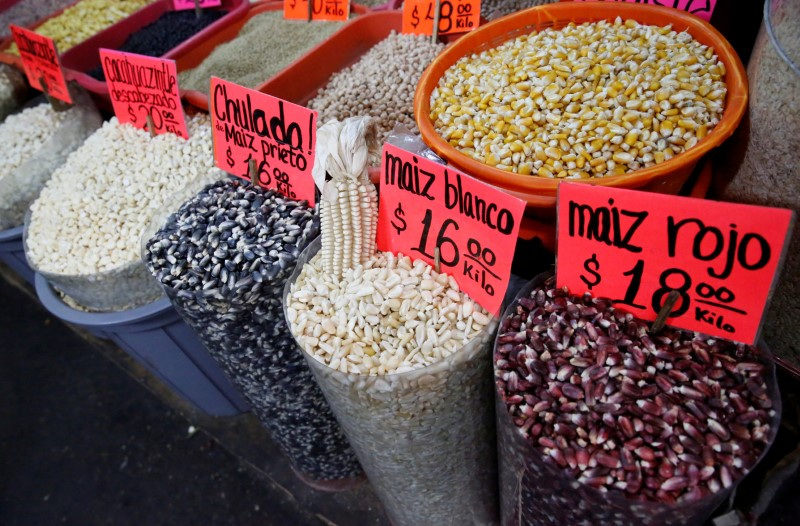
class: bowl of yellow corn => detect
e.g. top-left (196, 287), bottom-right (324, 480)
top-left (415, 1), bottom-right (747, 218)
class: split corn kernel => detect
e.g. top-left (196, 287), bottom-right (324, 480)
top-left (430, 18), bottom-right (727, 179)
top-left (6, 0), bottom-right (154, 55)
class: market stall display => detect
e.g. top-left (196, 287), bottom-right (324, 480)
top-left (495, 273), bottom-right (780, 525)
top-left (717, 0), bottom-right (800, 372)
top-left (309, 31), bottom-right (443, 142)
top-left (178, 9), bottom-right (346, 94)
top-left (0, 0), bottom-right (797, 521)
top-left (144, 179), bottom-right (363, 486)
top-left (3, 0), bottom-right (155, 55)
top-left (286, 118), bottom-right (498, 524)
top-left (0, 89), bottom-right (101, 231)
top-left (25, 113), bottom-right (223, 312)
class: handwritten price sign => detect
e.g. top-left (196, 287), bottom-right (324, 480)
top-left (377, 143), bottom-right (525, 314)
top-left (284, 0), bottom-right (349, 21)
top-left (9, 25), bottom-right (72, 104)
top-left (173, 0), bottom-right (222, 10)
top-left (210, 77), bottom-right (317, 205)
top-left (100, 49), bottom-right (188, 139)
top-left (569, 0), bottom-right (717, 21)
top-left (402, 0), bottom-right (481, 35)
top-left (556, 183), bottom-right (794, 344)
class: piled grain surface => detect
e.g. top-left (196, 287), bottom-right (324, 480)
top-left (179, 10), bottom-right (344, 94)
top-left (430, 18), bottom-right (727, 178)
top-left (309, 32), bottom-right (443, 141)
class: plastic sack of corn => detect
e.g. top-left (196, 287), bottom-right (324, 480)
top-left (1, 86), bottom-right (101, 231)
top-left (286, 117), bottom-right (499, 525)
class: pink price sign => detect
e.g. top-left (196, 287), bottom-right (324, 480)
top-left (100, 49), bottom-right (189, 139)
top-left (9, 24), bottom-right (72, 104)
top-left (376, 143), bottom-right (525, 315)
top-left (569, 0), bottom-right (717, 21)
top-left (210, 77), bottom-right (317, 205)
top-left (173, 0), bottom-right (222, 9)
top-left (556, 183), bottom-right (794, 344)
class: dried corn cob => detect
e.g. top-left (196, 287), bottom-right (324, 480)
top-left (315, 118), bottom-right (380, 277)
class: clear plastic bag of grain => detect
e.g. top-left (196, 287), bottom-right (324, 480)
top-left (495, 273), bottom-right (781, 525)
top-left (24, 114), bottom-right (224, 312)
top-left (715, 0), bottom-right (800, 370)
top-left (0, 87), bottom-right (101, 230)
top-left (0, 64), bottom-right (28, 123)
top-left (285, 237), bottom-right (499, 525)
top-left (143, 179), bottom-right (363, 487)
top-left (287, 116), bottom-right (498, 520)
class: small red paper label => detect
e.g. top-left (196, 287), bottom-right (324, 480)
top-left (377, 143), bottom-right (525, 315)
top-left (284, 0), bottom-right (349, 21)
top-left (100, 49), bottom-right (189, 139)
top-left (210, 77), bottom-right (317, 205)
top-left (569, 0), bottom-right (717, 22)
top-left (173, 0), bottom-right (222, 9)
top-left (9, 25), bottom-right (72, 104)
top-left (556, 183), bottom-right (795, 344)
top-left (402, 0), bottom-right (481, 35)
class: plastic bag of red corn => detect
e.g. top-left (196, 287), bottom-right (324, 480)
top-left (494, 273), bottom-right (781, 525)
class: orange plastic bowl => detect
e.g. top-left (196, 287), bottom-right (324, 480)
top-left (414, 2), bottom-right (747, 218)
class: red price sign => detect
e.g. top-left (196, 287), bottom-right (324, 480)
top-left (569, 0), bottom-right (717, 22)
top-left (210, 77), bottom-right (317, 205)
top-left (9, 25), bottom-right (72, 104)
top-left (556, 183), bottom-right (795, 344)
top-left (173, 0), bottom-right (222, 9)
top-left (377, 143), bottom-right (525, 315)
top-left (284, 0), bottom-right (349, 21)
top-left (100, 49), bottom-right (189, 139)
top-left (402, 0), bottom-right (481, 35)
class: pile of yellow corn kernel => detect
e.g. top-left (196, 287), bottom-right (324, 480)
top-left (6, 0), bottom-right (154, 55)
top-left (429, 18), bottom-right (727, 178)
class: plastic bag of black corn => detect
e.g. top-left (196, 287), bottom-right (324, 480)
top-left (494, 272), bottom-right (781, 525)
top-left (143, 178), bottom-right (363, 486)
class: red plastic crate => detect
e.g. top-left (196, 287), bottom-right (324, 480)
top-left (0, 0), bottom-right (85, 69)
top-left (177, 1), bottom-right (372, 111)
top-left (60, 0), bottom-right (249, 98)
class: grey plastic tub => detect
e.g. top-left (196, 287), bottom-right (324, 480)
top-left (34, 273), bottom-right (249, 417)
top-left (0, 225), bottom-right (33, 284)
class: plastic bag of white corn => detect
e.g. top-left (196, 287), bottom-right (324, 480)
top-left (0, 64), bottom-right (28, 123)
top-left (24, 114), bottom-right (225, 312)
top-left (23, 175), bottom-right (215, 312)
top-left (0, 87), bottom-right (101, 231)
top-left (285, 237), bottom-right (500, 525)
